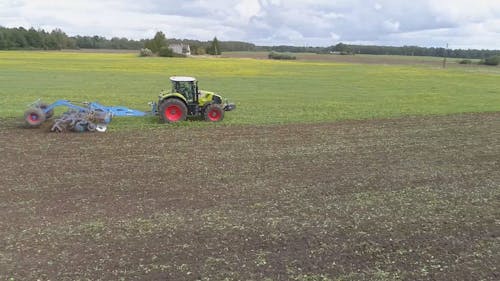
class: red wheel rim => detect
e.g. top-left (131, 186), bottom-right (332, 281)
top-left (164, 104), bottom-right (183, 121)
top-left (208, 108), bottom-right (221, 121)
top-left (29, 113), bottom-right (39, 122)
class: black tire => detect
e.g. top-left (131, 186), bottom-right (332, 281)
top-left (38, 103), bottom-right (54, 119)
top-left (87, 122), bottom-right (97, 132)
top-left (24, 108), bottom-right (46, 127)
top-left (159, 99), bottom-right (188, 123)
top-left (204, 103), bottom-right (224, 122)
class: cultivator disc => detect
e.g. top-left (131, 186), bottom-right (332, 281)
top-left (50, 110), bottom-right (108, 133)
top-left (96, 124), bottom-right (107, 132)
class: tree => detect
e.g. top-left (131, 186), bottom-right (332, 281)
top-left (139, 48), bottom-right (153, 57)
top-left (206, 37), bottom-right (221, 55)
top-left (194, 46), bottom-right (206, 55)
top-left (47, 29), bottom-right (70, 49)
top-left (11, 28), bottom-right (28, 48)
top-left (0, 29), bottom-right (6, 49)
top-left (145, 31), bottom-right (167, 53)
top-left (482, 56), bottom-right (500, 66)
top-left (268, 51), bottom-right (296, 60)
top-left (158, 46), bottom-right (174, 57)
top-left (333, 42), bottom-right (352, 54)
top-left (26, 28), bottom-right (43, 48)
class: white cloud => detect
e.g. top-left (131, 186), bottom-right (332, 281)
top-left (383, 19), bottom-right (400, 32)
top-left (428, 0), bottom-right (500, 23)
top-left (330, 32), bottom-right (340, 42)
top-left (235, 0), bottom-right (261, 22)
top-left (0, 0), bottom-right (499, 49)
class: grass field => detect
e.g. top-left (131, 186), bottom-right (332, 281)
top-left (1, 51), bottom-right (499, 280)
top-left (1, 51), bottom-right (499, 127)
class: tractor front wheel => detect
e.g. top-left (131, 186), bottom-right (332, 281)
top-left (204, 104), bottom-right (224, 122)
top-left (159, 99), bottom-right (187, 123)
top-left (24, 108), bottom-right (46, 127)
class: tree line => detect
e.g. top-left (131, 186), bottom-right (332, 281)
top-left (1, 26), bottom-right (498, 59)
top-left (0, 27), bottom-right (74, 49)
top-left (256, 43), bottom-right (499, 60)
top-left (0, 26), bottom-right (146, 50)
top-left (322, 43), bottom-right (500, 60)
top-left (0, 26), bottom-right (256, 53)
top-left (261, 43), bottom-right (499, 59)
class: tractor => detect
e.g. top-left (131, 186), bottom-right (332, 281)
top-left (157, 76), bottom-right (235, 122)
top-left (23, 76), bottom-right (235, 132)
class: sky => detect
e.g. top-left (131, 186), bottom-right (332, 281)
top-left (1, 0), bottom-right (500, 49)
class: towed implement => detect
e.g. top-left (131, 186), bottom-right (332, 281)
top-left (24, 100), bottom-right (150, 132)
top-left (23, 76), bottom-right (236, 132)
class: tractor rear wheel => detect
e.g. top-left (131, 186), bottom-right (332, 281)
top-left (204, 104), bottom-right (224, 122)
top-left (159, 99), bottom-right (187, 123)
top-left (24, 108), bottom-right (46, 127)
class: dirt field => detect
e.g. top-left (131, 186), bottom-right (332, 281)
top-left (1, 113), bottom-right (499, 280)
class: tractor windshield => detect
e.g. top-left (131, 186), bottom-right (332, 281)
top-left (173, 81), bottom-right (195, 102)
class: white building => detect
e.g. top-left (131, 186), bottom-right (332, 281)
top-left (168, 43), bottom-right (191, 56)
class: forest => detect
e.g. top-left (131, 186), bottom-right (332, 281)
top-left (1, 26), bottom-right (498, 59)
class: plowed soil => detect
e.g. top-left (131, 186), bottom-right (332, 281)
top-left (1, 113), bottom-right (499, 280)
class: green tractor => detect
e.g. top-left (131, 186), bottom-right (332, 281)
top-left (157, 76), bottom-right (235, 122)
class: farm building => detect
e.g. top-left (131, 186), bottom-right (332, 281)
top-left (168, 43), bottom-right (191, 56)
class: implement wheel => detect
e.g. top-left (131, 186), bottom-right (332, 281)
top-left (38, 103), bottom-right (54, 119)
top-left (204, 104), bottom-right (224, 122)
top-left (159, 99), bottom-right (187, 123)
top-left (24, 108), bottom-right (46, 127)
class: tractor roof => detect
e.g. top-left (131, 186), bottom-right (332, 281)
top-left (170, 76), bottom-right (196, 82)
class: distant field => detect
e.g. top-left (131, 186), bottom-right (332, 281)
top-left (0, 51), bottom-right (499, 128)
top-left (222, 51), bottom-right (493, 67)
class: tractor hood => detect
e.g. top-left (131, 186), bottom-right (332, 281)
top-left (199, 90), bottom-right (235, 111)
top-left (199, 90), bottom-right (220, 98)
top-left (198, 90), bottom-right (222, 105)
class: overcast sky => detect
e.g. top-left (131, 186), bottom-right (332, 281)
top-left (1, 0), bottom-right (499, 49)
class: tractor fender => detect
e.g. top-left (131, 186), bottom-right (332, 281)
top-left (158, 95), bottom-right (188, 111)
top-left (159, 92), bottom-right (187, 103)
top-left (159, 93), bottom-right (187, 106)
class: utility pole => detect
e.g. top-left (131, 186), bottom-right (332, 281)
top-left (442, 43), bottom-right (448, 68)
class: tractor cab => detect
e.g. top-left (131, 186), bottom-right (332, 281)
top-left (170, 76), bottom-right (198, 103)
top-left (157, 76), bottom-right (236, 123)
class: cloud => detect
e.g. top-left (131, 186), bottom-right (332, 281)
top-left (0, 0), bottom-right (499, 49)
top-left (428, 0), bottom-right (500, 24)
top-left (235, 0), bottom-right (262, 22)
top-left (383, 19), bottom-right (400, 32)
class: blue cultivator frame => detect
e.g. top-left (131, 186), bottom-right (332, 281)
top-left (42, 100), bottom-right (150, 117)
top-left (24, 99), bottom-right (157, 130)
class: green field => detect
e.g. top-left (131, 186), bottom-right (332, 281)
top-left (1, 51), bottom-right (499, 127)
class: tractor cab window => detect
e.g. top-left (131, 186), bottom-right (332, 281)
top-left (174, 81), bottom-right (195, 103)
